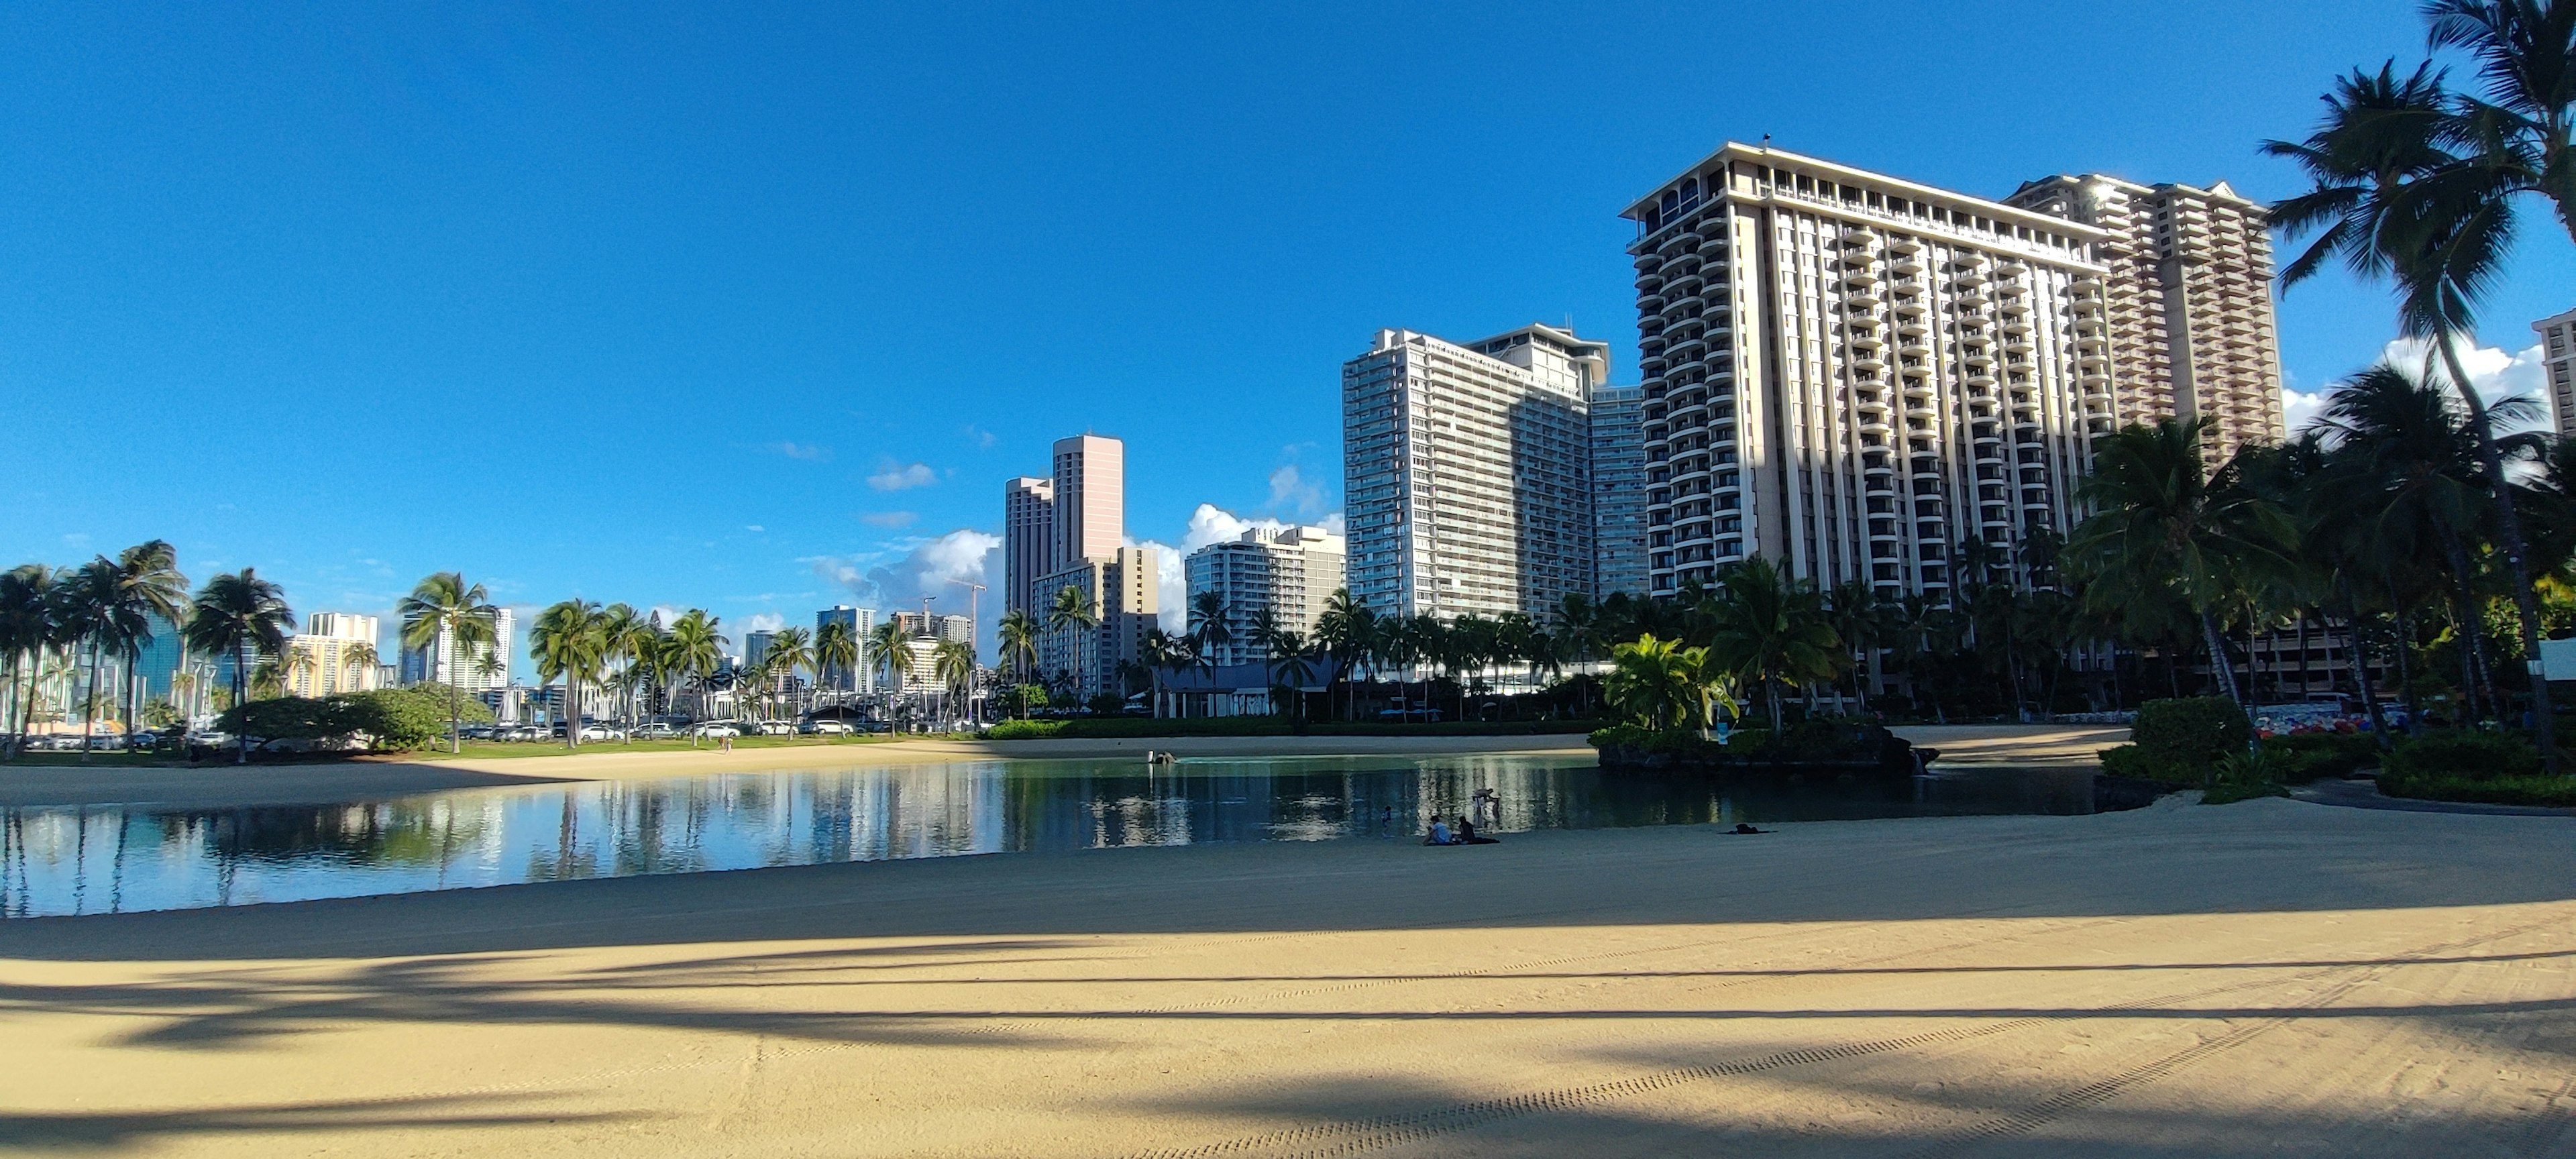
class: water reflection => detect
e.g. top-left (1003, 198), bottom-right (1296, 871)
top-left (0, 756), bottom-right (2110, 918)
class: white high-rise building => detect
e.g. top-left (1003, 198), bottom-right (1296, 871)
top-left (2537, 307), bottom-right (2576, 437)
top-left (2007, 174), bottom-right (2286, 461)
top-left (282, 612), bottom-right (382, 697)
top-left (1185, 525), bottom-right (1346, 667)
top-left (1588, 384), bottom-right (1650, 598)
top-left (1341, 324), bottom-right (1605, 622)
top-left (1620, 143), bottom-right (2112, 600)
top-left (1002, 476), bottom-right (1055, 618)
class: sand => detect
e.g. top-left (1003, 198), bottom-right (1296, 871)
top-left (2, 795), bottom-right (2570, 1157)
top-left (0, 724), bottom-right (2129, 810)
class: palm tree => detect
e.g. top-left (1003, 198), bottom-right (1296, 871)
top-left (0, 565), bottom-right (64, 759)
top-left (1702, 557), bottom-right (1843, 732)
top-left (932, 637), bottom-right (977, 727)
top-left (1046, 584), bottom-right (1102, 700)
top-left (995, 608), bottom-right (1040, 683)
top-left (1313, 588), bottom-right (1375, 720)
top-left (765, 625), bottom-right (814, 718)
top-left (182, 569), bottom-right (295, 765)
top-left (867, 618), bottom-right (917, 718)
top-left (594, 604), bottom-right (649, 728)
top-left (343, 641), bottom-right (378, 693)
top-left (95, 541), bottom-right (190, 752)
top-left (1605, 633), bottom-right (1741, 737)
top-left (2422, 0), bottom-right (2576, 242)
top-left (814, 618), bottom-right (859, 704)
top-left (2065, 419), bottom-right (2295, 708)
top-left (1825, 578), bottom-right (1890, 712)
top-left (531, 600), bottom-right (606, 749)
top-left (59, 557), bottom-right (119, 756)
top-left (1189, 590), bottom-right (1232, 665)
top-left (666, 609), bottom-right (725, 728)
top-left (1260, 625), bottom-right (1316, 722)
top-left (2269, 48), bottom-right (2564, 758)
top-left (396, 572), bottom-right (499, 754)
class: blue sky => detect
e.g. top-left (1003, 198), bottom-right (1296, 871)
top-left (4, 1), bottom-right (2571, 677)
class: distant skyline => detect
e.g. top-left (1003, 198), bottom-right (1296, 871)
top-left (4, 1), bottom-right (2571, 680)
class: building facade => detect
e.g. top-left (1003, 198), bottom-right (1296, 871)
top-left (1341, 324), bottom-right (1605, 622)
top-left (1185, 525), bottom-right (1347, 667)
top-left (1051, 435), bottom-right (1123, 569)
top-left (2006, 174), bottom-right (2286, 461)
top-left (1002, 476), bottom-right (1055, 619)
top-left (1620, 143), bottom-right (2112, 601)
top-left (399, 607), bottom-right (515, 692)
top-left (816, 605), bottom-right (877, 693)
top-left (282, 612), bottom-right (383, 698)
top-left (1031, 547), bottom-right (1159, 698)
top-left (1588, 384), bottom-right (1650, 598)
top-left (2538, 307), bottom-right (2576, 437)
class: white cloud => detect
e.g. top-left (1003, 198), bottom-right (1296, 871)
top-left (859, 511), bottom-right (917, 529)
top-left (867, 461), bottom-right (940, 492)
top-left (811, 529), bottom-right (1003, 648)
top-left (963, 425), bottom-right (998, 449)
top-left (1138, 540), bottom-right (1187, 632)
top-left (1179, 503), bottom-right (1293, 551)
top-left (768, 441), bottom-right (829, 461)
top-left (746, 525), bottom-right (765, 533)
top-left (2300, 337), bottom-right (2550, 435)
top-left (744, 612), bottom-right (786, 633)
top-left (1267, 464), bottom-right (1325, 516)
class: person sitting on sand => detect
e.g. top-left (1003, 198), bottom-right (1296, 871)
top-left (1427, 818), bottom-right (1453, 846)
top-left (1458, 815), bottom-right (1499, 845)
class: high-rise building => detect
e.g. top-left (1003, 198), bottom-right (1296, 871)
top-left (1185, 525), bottom-right (1346, 667)
top-left (1031, 547), bottom-right (1158, 698)
top-left (1621, 143), bottom-right (2112, 600)
top-left (816, 605), bottom-right (877, 692)
top-left (400, 607), bottom-right (516, 691)
top-left (744, 630), bottom-right (778, 669)
top-left (1341, 324), bottom-right (1605, 622)
top-left (1051, 435), bottom-right (1123, 569)
top-left (1002, 476), bottom-right (1056, 618)
top-left (1588, 384), bottom-right (1650, 598)
top-left (2537, 306), bottom-right (2576, 437)
top-left (2006, 174), bottom-right (2285, 461)
top-left (892, 612), bottom-right (974, 645)
top-left (282, 612), bottom-right (383, 698)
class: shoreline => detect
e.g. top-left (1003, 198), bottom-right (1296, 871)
top-left (0, 724), bottom-right (2129, 811)
top-left (0, 801), bottom-right (2567, 1157)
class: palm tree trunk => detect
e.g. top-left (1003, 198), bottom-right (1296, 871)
top-left (233, 643), bottom-right (250, 765)
top-left (80, 639), bottom-right (101, 761)
top-left (2341, 590), bottom-right (2394, 753)
top-left (122, 647), bottom-right (140, 752)
top-left (2200, 612), bottom-right (2244, 708)
top-left (2435, 333), bottom-right (2559, 767)
top-left (2394, 602), bottom-right (2424, 737)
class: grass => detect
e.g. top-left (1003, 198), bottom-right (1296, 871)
top-left (2376, 770), bottom-right (2576, 808)
top-left (0, 732), bottom-right (961, 767)
top-left (984, 717), bottom-right (1603, 740)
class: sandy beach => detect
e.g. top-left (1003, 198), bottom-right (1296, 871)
top-left (2, 793), bottom-right (2569, 1157)
top-left (0, 724), bottom-right (2131, 810)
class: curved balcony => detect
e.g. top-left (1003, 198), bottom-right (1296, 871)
top-left (1886, 235), bottom-right (1922, 254)
top-left (1953, 290), bottom-right (1991, 311)
top-left (1844, 290), bottom-right (1883, 311)
top-left (1840, 225), bottom-right (1878, 247)
top-left (1998, 299), bottom-right (2030, 317)
top-left (1956, 313), bottom-right (1992, 330)
top-left (1890, 297), bottom-right (1928, 319)
top-left (1844, 269), bottom-right (1881, 290)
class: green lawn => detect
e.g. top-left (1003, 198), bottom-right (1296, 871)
top-left (425, 734), bottom-right (955, 760)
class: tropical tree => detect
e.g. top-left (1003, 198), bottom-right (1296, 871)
top-left (94, 541), bottom-right (190, 752)
top-left (397, 572), bottom-right (499, 754)
top-left (1701, 557), bottom-right (1843, 731)
top-left (995, 608), bottom-right (1040, 684)
top-left (867, 618), bottom-right (917, 714)
top-left (666, 609), bottom-right (726, 729)
top-left (1603, 633), bottom-right (1742, 736)
top-left (595, 604), bottom-right (651, 728)
top-left (766, 625), bottom-right (814, 718)
top-left (343, 641), bottom-right (378, 693)
top-left (932, 637), bottom-right (977, 726)
top-left (182, 569), bottom-right (295, 764)
top-left (2268, 33), bottom-right (2567, 758)
top-left (2065, 419), bottom-right (2294, 708)
top-left (59, 557), bottom-right (119, 756)
top-left (1, 565), bottom-right (64, 759)
top-left (1046, 584), bottom-right (1102, 700)
top-left (531, 600), bottom-right (608, 748)
top-left (1825, 579), bottom-right (1890, 711)
top-left (814, 618), bottom-right (859, 704)
top-left (1259, 624), bottom-right (1317, 722)
top-left (1312, 588), bottom-right (1375, 720)
top-left (1189, 590), bottom-right (1232, 665)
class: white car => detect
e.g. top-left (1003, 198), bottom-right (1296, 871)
top-left (633, 722), bottom-right (682, 740)
top-left (691, 722), bottom-right (742, 740)
top-left (801, 719), bottom-right (854, 736)
top-left (753, 720), bottom-right (795, 736)
top-left (577, 725), bottom-right (625, 742)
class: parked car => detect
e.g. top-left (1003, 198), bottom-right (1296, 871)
top-left (800, 719), bottom-right (855, 736)
top-left (633, 722), bottom-right (681, 740)
top-left (691, 722), bottom-right (742, 740)
top-left (576, 724), bottom-right (625, 742)
top-left (751, 720), bottom-right (794, 736)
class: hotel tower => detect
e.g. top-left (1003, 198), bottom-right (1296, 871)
top-left (1619, 143), bottom-right (2114, 600)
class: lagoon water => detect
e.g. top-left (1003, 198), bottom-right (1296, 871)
top-left (0, 754), bottom-right (2111, 918)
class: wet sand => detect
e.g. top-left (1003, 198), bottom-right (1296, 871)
top-left (0, 797), bottom-right (2568, 1157)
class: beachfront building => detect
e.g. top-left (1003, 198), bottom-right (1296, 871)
top-left (2538, 306), bottom-right (2576, 437)
top-left (816, 605), bottom-right (877, 694)
top-left (399, 606), bottom-right (515, 691)
top-left (1619, 142), bottom-right (2112, 603)
top-left (1588, 384), bottom-right (1650, 598)
top-left (1032, 547), bottom-right (1159, 698)
top-left (281, 612), bottom-right (383, 698)
top-left (1002, 476), bottom-right (1055, 618)
top-left (1185, 525), bottom-right (1346, 667)
top-left (2006, 174), bottom-right (2286, 461)
top-left (1341, 324), bottom-right (1605, 622)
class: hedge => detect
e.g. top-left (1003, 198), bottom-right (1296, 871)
top-left (215, 685), bottom-right (494, 752)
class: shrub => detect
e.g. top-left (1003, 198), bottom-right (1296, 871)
top-left (213, 686), bottom-right (488, 752)
top-left (2098, 744), bottom-right (2197, 784)
top-left (2202, 749), bottom-right (2291, 804)
top-left (2259, 732), bottom-right (2383, 783)
top-left (2132, 697), bottom-right (2251, 773)
top-left (2380, 730), bottom-right (2542, 781)
top-left (2377, 771), bottom-right (2576, 807)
